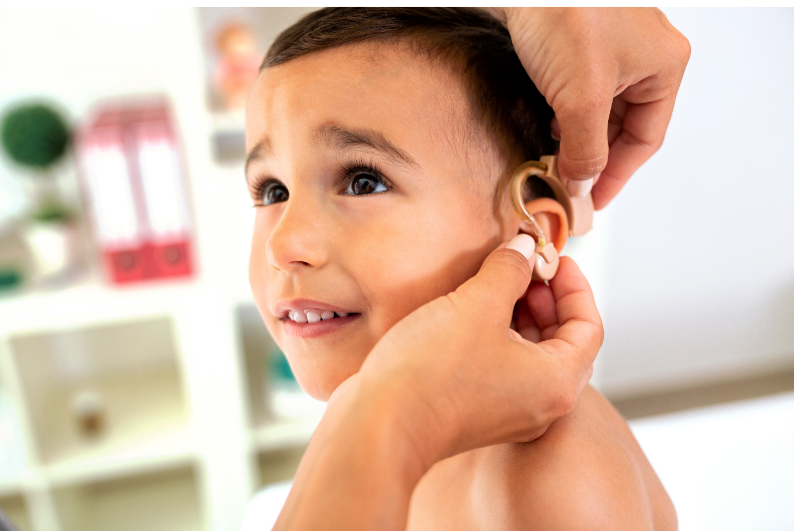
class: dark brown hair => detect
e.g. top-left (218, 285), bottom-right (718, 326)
top-left (262, 7), bottom-right (556, 173)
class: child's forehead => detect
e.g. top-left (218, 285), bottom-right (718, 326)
top-left (247, 43), bottom-right (477, 148)
top-left (249, 44), bottom-right (464, 125)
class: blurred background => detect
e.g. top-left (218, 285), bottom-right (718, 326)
top-left (0, 7), bottom-right (791, 531)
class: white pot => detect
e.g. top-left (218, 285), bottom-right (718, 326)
top-left (24, 221), bottom-right (76, 283)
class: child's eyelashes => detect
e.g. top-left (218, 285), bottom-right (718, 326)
top-left (249, 158), bottom-right (392, 207)
top-left (339, 158), bottom-right (391, 197)
top-left (250, 178), bottom-right (289, 206)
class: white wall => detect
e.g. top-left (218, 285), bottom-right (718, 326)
top-left (597, 8), bottom-right (794, 396)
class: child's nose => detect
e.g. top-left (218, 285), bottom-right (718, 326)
top-left (265, 200), bottom-right (329, 272)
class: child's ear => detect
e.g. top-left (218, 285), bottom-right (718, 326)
top-left (520, 198), bottom-right (569, 252)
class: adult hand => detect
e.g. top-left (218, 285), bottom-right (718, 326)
top-left (354, 235), bottom-right (601, 461)
top-left (488, 8), bottom-right (691, 209)
top-left (275, 235), bottom-right (603, 530)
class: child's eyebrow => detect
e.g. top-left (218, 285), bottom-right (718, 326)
top-left (244, 124), bottom-right (419, 178)
top-left (317, 124), bottom-right (419, 169)
top-left (245, 138), bottom-right (272, 176)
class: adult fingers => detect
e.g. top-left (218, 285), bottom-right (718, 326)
top-left (607, 97), bottom-right (628, 146)
top-left (514, 293), bottom-right (541, 343)
top-left (539, 257), bottom-right (603, 366)
top-left (550, 83), bottom-right (628, 145)
top-left (452, 234), bottom-right (535, 327)
top-left (591, 94), bottom-right (677, 209)
top-left (552, 77), bottom-right (613, 186)
top-left (526, 282), bottom-right (559, 341)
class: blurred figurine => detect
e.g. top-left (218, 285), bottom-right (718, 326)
top-left (70, 389), bottom-right (105, 437)
top-left (214, 23), bottom-right (261, 109)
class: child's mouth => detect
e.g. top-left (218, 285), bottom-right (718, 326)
top-left (286, 309), bottom-right (350, 323)
top-left (279, 307), bottom-right (360, 339)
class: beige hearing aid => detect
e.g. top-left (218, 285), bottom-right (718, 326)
top-left (509, 155), bottom-right (594, 281)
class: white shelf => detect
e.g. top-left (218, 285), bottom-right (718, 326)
top-left (0, 276), bottom-right (205, 337)
top-left (44, 424), bottom-right (196, 488)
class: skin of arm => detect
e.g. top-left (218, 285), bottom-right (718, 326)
top-left (274, 377), bottom-right (425, 531)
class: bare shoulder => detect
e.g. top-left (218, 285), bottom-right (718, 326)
top-left (469, 385), bottom-right (677, 531)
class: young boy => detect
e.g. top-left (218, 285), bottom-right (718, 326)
top-left (246, 8), bottom-right (675, 530)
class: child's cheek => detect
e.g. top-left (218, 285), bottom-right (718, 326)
top-left (353, 212), bottom-right (490, 336)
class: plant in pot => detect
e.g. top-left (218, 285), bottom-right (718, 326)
top-left (0, 102), bottom-right (78, 285)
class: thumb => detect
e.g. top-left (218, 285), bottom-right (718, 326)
top-left (453, 234), bottom-right (535, 326)
top-left (553, 80), bottom-right (612, 185)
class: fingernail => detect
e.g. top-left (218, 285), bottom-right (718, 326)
top-left (566, 175), bottom-right (595, 198)
top-left (506, 234), bottom-right (536, 262)
top-left (550, 118), bottom-right (561, 140)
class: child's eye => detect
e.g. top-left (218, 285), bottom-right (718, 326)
top-left (260, 181), bottom-right (289, 205)
top-left (345, 172), bottom-right (388, 196)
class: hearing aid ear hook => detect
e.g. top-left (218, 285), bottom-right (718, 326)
top-left (509, 155), bottom-right (595, 281)
top-left (510, 161), bottom-right (560, 281)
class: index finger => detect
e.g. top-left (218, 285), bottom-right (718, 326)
top-left (538, 257), bottom-right (604, 367)
top-left (591, 94), bottom-right (676, 210)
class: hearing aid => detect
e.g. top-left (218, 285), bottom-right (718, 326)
top-left (509, 155), bottom-right (594, 281)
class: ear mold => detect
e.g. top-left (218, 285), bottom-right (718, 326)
top-left (509, 155), bottom-right (594, 281)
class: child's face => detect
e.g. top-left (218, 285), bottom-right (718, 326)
top-left (246, 44), bottom-right (520, 400)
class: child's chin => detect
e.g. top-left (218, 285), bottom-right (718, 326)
top-left (293, 364), bottom-right (362, 402)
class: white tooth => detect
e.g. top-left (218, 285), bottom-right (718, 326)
top-left (293, 311), bottom-right (308, 323)
top-left (321, 311), bottom-right (335, 320)
top-left (336, 312), bottom-right (349, 318)
top-left (306, 311), bottom-right (321, 323)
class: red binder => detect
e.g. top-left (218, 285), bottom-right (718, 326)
top-left (77, 101), bottom-right (194, 284)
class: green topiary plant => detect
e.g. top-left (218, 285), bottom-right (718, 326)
top-left (1, 103), bottom-right (70, 169)
top-left (0, 102), bottom-right (73, 222)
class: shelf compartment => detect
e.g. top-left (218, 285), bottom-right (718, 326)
top-left (9, 317), bottom-right (190, 476)
top-left (256, 446), bottom-right (306, 488)
top-left (53, 464), bottom-right (203, 531)
top-left (0, 493), bottom-right (32, 531)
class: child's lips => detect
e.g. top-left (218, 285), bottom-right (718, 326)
top-left (282, 313), bottom-right (359, 339)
